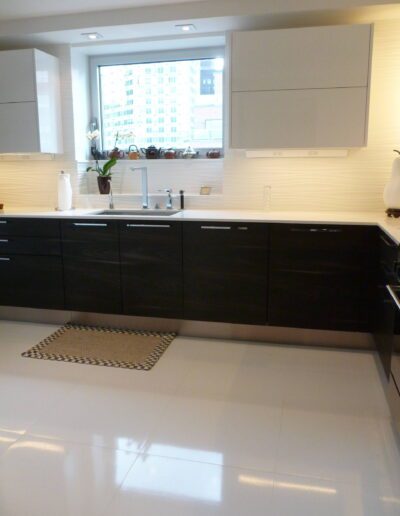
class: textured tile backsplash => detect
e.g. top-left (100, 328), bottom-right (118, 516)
top-left (0, 19), bottom-right (399, 212)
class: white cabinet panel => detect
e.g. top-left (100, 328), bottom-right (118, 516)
top-left (35, 50), bottom-right (63, 154)
top-left (0, 49), bottom-right (62, 154)
top-left (231, 25), bottom-right (372, 92)
top-left (0, 103), bottom-right (40, 153)
top-left (0, 50), bottom-right (36, 103)
top-left (231, 88), bottom-right (368, 149)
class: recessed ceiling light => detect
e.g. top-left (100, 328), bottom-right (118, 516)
top-left (81, 32), bottom-right (103, 40)
top-left (175, 24), bottom-right (196, 32)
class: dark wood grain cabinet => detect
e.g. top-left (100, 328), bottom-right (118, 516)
top-left (120, 221), bottom-right (183, 318)
top-left (183, 222), bottom-right (268, 324)
top-left (268, 224), bottom-right (377, 331)
top-left (61, 220), bottom-right (121, 314)
top-left (0, 217), bottom-right (64, 310)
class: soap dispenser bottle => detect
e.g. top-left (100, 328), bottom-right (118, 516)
top-left (58, 171), bottom-right (72, 211)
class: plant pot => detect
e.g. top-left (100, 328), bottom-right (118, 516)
top-left (97, 176), bottom-right (111, 195)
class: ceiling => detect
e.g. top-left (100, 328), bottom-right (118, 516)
top-left (0, 0), bottom-right (399, 48)
top-left (0, 0), bottom-right (204, 21)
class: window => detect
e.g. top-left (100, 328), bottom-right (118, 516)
top-left (96, 54), bottom-right (224, 150)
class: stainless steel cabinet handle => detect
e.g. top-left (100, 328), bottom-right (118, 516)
top-left (386, 285), bottom-right (400, 310)
top-left (0, 239), bottom-right (8, 243)
top-left (0, 221), bottom-right (7, 224)
top-left (238, 226), bottom-right (248, 231)
top-left (290, 227), bottom-right (342, 233)
top-left (201, 226), bottom-right (231, 230)
top-left (126, 224), bottom-right (171, 228)
top-left (73, 223), bottom-right (108, 227)
top-left (0, 257), bottom-right (10, 261)
top-left (380, 233), bottom-right (397, 248)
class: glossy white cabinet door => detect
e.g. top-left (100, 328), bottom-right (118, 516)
top-left (0, 50), bottom-right (36, 103)
top-left (0, 103), bottom-right (40, 153)
top-left (231, 88), bottom-right (368, 149)
top-left (231, 24), bottom-right (372, 92)
top-left (35, 50), bottom-right (63, 154)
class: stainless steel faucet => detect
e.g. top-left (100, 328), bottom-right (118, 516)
top-left (130, 166), bottom-right (148, 209)
top-left (164, 188), bottom-right (173, 209)
top-left (109, 183), bottom-right (114, 210)
top-left (158, 188), bottom-right (173, 209)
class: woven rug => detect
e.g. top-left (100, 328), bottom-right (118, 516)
top-left (21, 324), bottom-right (176, 370)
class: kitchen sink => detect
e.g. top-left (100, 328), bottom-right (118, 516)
top-left (93, 209), bottom-right (181, 216)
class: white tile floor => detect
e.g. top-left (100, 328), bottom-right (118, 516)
top-left (0, 320), bottom-right (399, 515)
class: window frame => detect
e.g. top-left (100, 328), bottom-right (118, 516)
top-left (90, 47), bottom-right (225, 153)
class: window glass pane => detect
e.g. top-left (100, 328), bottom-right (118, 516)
top-left (99, 57), bottom-right (223, 149)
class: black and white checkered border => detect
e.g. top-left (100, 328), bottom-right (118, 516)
top-left (21, 323), bottom-right (176, 371)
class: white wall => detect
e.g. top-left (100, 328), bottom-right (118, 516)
top-left (0, 18), bottom-right (399, 212)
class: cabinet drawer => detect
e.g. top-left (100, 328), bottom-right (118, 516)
top-left (61, 220), bottom-right (119, 261)
top-left (0, 218), bottom-right (60, 238)
top-left (270, 224), bottom-right (376, 273)
top-left (0, 236), bottom-right (61, 256)
top-left (0, 255), bottom-right (64, 309)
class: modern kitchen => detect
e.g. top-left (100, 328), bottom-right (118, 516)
top-left (0, 1), bottom-right (400, 515)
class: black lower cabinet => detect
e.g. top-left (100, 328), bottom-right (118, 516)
top-left (120, 221), bottom-right (183, 318)
top-left (0, 255), bottom-right (64, 309)
top-left (268, 224), bottom-right (377, 332)
top-left (183, 222), bottom-right (268, 324)
top-left (61, 220), bottom-right (121, 314)
top-left (374, 230), bottom-right (399, 377)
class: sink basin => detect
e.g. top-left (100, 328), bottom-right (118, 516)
top-left (94, 209), bottom-right (181, 216)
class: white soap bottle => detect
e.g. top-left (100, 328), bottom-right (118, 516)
top-left (58, 171), bottom-right (73, 211)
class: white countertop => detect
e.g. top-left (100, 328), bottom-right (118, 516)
top-left (1, 208), bottom-right (400, 244)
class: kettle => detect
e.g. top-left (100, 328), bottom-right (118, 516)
top-left (128, 144), bottom-right (140, 160)
top-left (141, 146), bottom-right (162, 159)
top-left (206, 149), bottom-right (221, 159)
top-left (163, 148), bottom-right (177, 159)
top-left (182, 145), bottom-right (197, 159)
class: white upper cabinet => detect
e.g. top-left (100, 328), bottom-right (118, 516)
top-left (229, 24), bottom-right (373, 149)
top-left (0, 49), bottom-right (63, 154)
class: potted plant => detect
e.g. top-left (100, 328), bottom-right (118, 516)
top-left (86, 157), bottom-right (117, 194)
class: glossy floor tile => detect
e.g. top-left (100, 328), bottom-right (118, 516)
top-left (0, 320), bottom-right (399, 516)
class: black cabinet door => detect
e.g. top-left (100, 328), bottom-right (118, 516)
top-left (268, 224), bottom-right (377, 331)
top-left (120, 221), bottom-right (183, 318)
top-left (61, 220), bottom-right (121, 314)
top-left (183, 222), bottom-right (268, 324)
top-left (0, 218), bottom-right (60, 237)
top-left (0, 255), bottom-right (64, 309)
top-left (374, 230), bottom-right (399, 376)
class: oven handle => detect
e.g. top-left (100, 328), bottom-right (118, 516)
top-left (386, 285), bottom-right (400, 311)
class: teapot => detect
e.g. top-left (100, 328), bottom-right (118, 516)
top-left (128, 144), bottom-right (140, 160)
top-left (141, 146), bottom-right (162, 159)
top-left (182, 145), bottom-right (197, 159)
top-left (163, 148), bottom-right (177, 159)
top-left (108, 147), bottom-right (124, 159)
top-left (206, 149), bottom-right (221, 159)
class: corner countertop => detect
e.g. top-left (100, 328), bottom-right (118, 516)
top-left (1, 208), bottom-right (400, 244)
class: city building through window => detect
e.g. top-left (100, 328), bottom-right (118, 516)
top-left (98, 57), bottom-right (224, 151)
